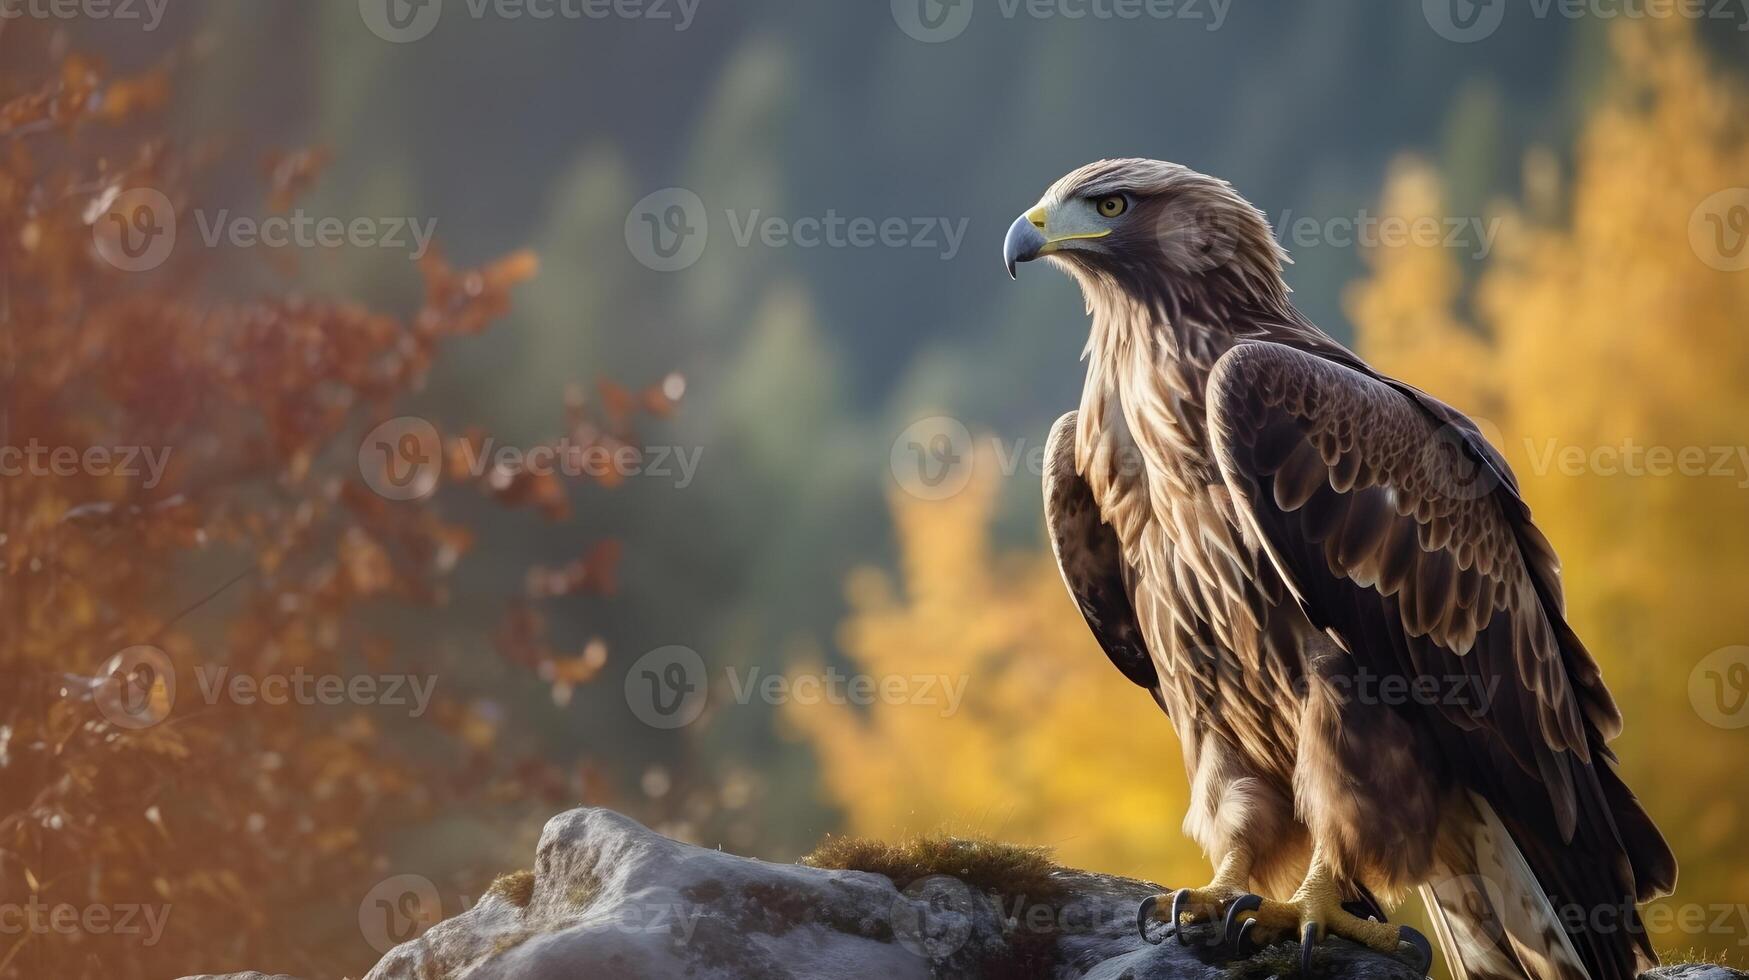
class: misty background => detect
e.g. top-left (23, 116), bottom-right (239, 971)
top-left (66, 0), bottom-right (1749, 911)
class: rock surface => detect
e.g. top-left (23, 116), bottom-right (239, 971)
top-left (177, 975), bottom-right (302, 980)
top-left (180, 807), bottom-right (1745, 980)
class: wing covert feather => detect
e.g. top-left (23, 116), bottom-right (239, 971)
top-left (1043, 412), bottom-right (1158, 693)
top-left (1204, 342), bottom-right (1614, 837)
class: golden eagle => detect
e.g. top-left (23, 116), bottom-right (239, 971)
top-left (1004, 159), bottom-right (1675, 979)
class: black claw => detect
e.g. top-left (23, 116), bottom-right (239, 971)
top-left (1299, 921), bottom-right (1320, 974)
top-left (1222, 893), bottom-right (1262, 945)
top-left (1396, 924), bottom-right (1433, 975)
top-left (1170, 890), bottom-right (1192, 946)
top-left (1136, 895), bottom-right (1166, 945)
top-left (1234, 916), bottom-right (1260, 952)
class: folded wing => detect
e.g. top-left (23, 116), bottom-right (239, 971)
top-left (1204, 341), bottom-right (1674, 980)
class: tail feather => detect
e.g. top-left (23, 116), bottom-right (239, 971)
top-left (1425, 795), bottom-right (1590, 980)
top-left (1596, 752), bottom-right (1678, 903)
top-left (1505, 759), bottom-right (1669, 980)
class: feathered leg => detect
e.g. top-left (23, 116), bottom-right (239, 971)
top-left (1139, 733), bottom-right (1303, 946)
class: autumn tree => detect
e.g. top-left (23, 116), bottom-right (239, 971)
top-left (0, 36), bottom-right (676, 980)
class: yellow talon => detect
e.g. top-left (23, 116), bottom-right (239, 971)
top-left (1137, 847), bottom-right (1256, 945)
top-left (1224, 872), bottom-right (1431, 973)
top-left (1138, 884), bottom-right (1250, 945)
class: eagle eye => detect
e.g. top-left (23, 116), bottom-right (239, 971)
top-left (1094, 194), bottom-right (1129, 218)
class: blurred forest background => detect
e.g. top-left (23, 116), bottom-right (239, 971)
top-left (3, 3), bottom-right (1748, 977)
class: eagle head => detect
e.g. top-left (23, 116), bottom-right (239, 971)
top-left (1003, 158), bottom-right (1288, 309)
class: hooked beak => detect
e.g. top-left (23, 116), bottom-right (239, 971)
top-left (1004, 207), bottom-right (1049, 279)
top-left (1003, 202), bottom-right (1112, 279)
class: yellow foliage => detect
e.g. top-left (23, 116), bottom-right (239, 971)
top-left (784, 464), bottom-right (1202, 886)
top-left (1347, 20), bottom-right (1749, 960)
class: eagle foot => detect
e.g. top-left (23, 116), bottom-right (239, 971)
top-left (1136, 885), bottom-right (1249, 946)
top-left (1223, 891), bottom-right (1432, 975)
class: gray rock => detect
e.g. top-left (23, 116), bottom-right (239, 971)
top-left (176, 975), bottom-right (303, 980)
top-left (356, 807), bottom-right (1427, 979)
top-left (179, 809), bottom-right (1746, 980)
